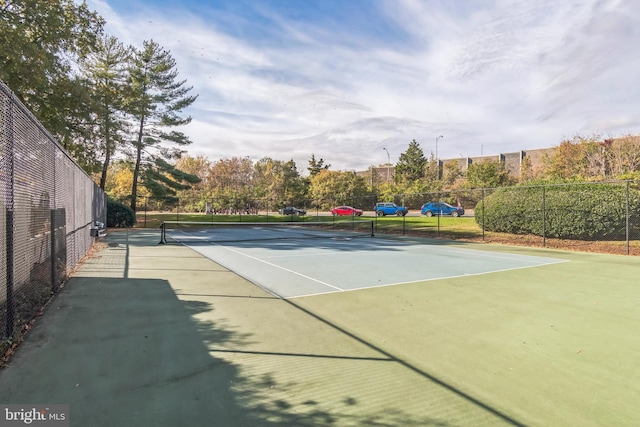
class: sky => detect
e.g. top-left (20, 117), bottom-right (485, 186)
top-left (87, 0), bottom-right (640, 172)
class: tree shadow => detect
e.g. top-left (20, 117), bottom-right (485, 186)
top-left (0, 230), bottom-right (526, 426)
top-left (178, 291), bottom-right (523, 426)
top-left (176, 297), bottom-right (450, 426)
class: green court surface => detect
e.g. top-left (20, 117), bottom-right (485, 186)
top-left (0, 230), bottom-right (638, 426)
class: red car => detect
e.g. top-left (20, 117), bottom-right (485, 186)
top-left (331, 206), bottom-right (363, 216)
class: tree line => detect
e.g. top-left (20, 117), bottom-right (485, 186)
top-left (1, 0), bottom-right (199, 212)
top-left (3, 1), bottom-right (639, 215)
top-left (104, 134), bottom-right (640, 213)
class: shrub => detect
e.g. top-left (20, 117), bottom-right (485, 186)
top-left (475, 183), bottom-right (640, 240)
top-left (107, 200), bottom-right (135, 228)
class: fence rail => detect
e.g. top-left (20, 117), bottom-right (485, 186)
top-left (0, 80), bottom-right (107, 354)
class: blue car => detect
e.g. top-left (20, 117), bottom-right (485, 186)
top-left (375, 202), bottom-right (408, 217)
top-left (421, 202), bottom-right (464, 217)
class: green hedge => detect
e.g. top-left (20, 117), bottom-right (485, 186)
top-left (474, 183), bottom-right (640, 240)
top-left (107, 200), bottom-right (135, 228)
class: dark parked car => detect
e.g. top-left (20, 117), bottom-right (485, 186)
top-left (331, 206), bottom-right (363, 216)
top-left (420, 202), bottom-right (464, 217)
top-left (279, 206), bottom-right (307, 216)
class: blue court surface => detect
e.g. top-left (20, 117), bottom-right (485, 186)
top-left (166, 226), bottom-right (567, 298)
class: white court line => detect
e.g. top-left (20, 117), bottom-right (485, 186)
top-left (169, 229), bottom-right (568, 299)
top-left (172, 229), bottom-right (344, 293)
top-left (401, 242), bottom-right (569, 265)
top-left (253, 236), bottom-right (565, 265)
top-left (287, 258), bottom-right (568, 299)
top-left (261, 244), bottom-right (566, 265)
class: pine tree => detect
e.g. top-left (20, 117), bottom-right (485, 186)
top-left (307, 154), bottom-right (330, 176)
top-left (395, 139), bottom-right (427, 183)
top-left (80, 35), bottom-right (132, 189)
top-left (127, 39), bottom-right (198, 211)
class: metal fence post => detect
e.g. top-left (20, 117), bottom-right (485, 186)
top-left (481, 188), bottom-right (485, 241)
top-left (402, 194), bottom-right (406, 235)
top-left (542, 185), bottom-right (546, 247)
top-left (50, 208), bottom-right (56, 291)
top-left (436, 192), bottom-right (441, 236)
top-left (4, 102), bottom-right (15, 339)
top-left (626, 180), bottom-right (630, 255)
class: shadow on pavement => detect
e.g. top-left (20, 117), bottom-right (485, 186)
top-left (0, 231), bottom-right (463, 426)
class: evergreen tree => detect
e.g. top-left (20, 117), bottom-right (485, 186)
top-left (395, 139), bottom-right (427, 183)
top-left (307, 154), bottom-right (330, 176)
top-left (80, 35), bottom-right (132, 189)
top-left (127, 39), bottom-right (198, 212)
top-left (282, 159), bottom-right (307, 206)
top-left (141, 158), bottom-right (201, 200)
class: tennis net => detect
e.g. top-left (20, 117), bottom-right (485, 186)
top-left (159, 220), bottom-right (375, 244)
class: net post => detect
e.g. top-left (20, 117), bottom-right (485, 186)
top-left (159, 222), bottom-right (166, 244)
top-left (370, 220), bottom-right (375, 237)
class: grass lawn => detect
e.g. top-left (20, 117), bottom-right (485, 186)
top-left (373, 215), bottom-right (482, 238)
top-left (132, 211), bottom-right (640, 255)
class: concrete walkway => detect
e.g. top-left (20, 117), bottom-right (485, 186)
top-left (1, 230), bottom-right (268, 425)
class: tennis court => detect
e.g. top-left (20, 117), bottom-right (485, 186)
top-left (157, 222), bottom-right (640, 426)
top-left (162, 221), bottom-right (567, 298)
top-left (1, 228), bottom-right (639, 426)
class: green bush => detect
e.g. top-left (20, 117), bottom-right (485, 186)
top-left (107, 200), bottom-right (135, 228)
top-left (475, 183), bottom-right (640, 240)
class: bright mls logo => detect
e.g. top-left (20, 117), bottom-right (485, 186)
top-left (0, 405), bottom-right (69, 426)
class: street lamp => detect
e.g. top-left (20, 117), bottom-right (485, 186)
top-left (382, 147), bottom-right (391, 182)
top-left (435, 135), bottom-right (444, 162)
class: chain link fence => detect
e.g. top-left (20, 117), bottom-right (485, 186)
top-left (1, 80), bottom-right (107, 354)
top-left (122, 195), bottom-right (380, 227)
top-left (388, 183), bottom-right (639, 254)
top-left (127, 181), bottom-right (640, 256)
top-left (474, 181), bottom-right (640, 255)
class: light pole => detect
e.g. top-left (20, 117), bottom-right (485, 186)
top-left (370, 165), bottom-right (374, 191)
top-left (435, 135), bottom-right (444, 162)
top-left (435, 135), bottom-right (443, 179)
top-left (382, 147), bottom-right (391, 182)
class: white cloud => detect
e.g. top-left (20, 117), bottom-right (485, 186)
top-left (88, 0), bottom-right (640, 172)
